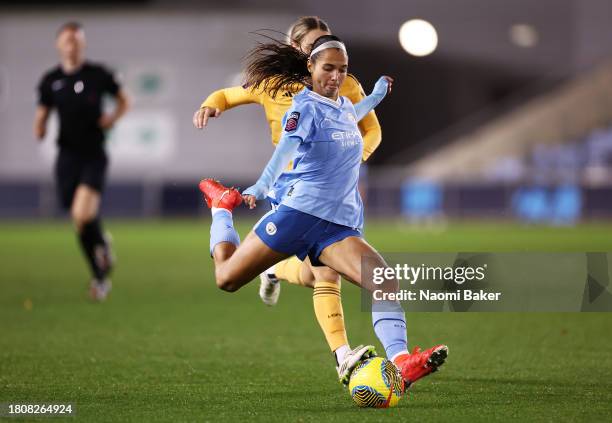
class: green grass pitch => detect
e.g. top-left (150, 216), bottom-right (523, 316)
top-left (1, 219), bottom-right (612, 422)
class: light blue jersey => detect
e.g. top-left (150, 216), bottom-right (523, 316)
top-left (268, 88), bottom-right (364, 229)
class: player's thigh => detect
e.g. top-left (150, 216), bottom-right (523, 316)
top-left (217, 230), bottom-right (290, 287)
top-left (73, 153), bottom-right (107, 217)
top-left (318, 236), bottom-right (390, 291)
top-left (71, 184), bottom-right (101, 222)
top-left (55, 152), bottom-right (81, 210)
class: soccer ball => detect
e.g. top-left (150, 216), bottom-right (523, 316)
top-left (348, 357), bottom-right (404, 408)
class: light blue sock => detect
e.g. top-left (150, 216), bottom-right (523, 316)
top-left (372, 300), bottom-right (408, 360)
top-left (209, 210), bottom-right (240, 255)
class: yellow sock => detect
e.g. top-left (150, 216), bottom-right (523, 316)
top-left (274, 256), bottom-right (308, 286)
top-left (313, 281), bottom-right (349, 352)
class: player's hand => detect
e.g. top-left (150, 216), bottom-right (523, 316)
top-left (372, 76), bottom-right (394, 97)
top-left (242, 194), bottom-right (257, 209)
top-left (193, 107), bottom-right (222, 129)
top-left (98, 114), bottom-right (116, 130)
top-left (242, 183), bottom-right (268, 209)
top-left (382, 76), bottom-right (393, 94)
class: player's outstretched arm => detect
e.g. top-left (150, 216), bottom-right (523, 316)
top-left (242, 135), bottom-right (301, 209)
top-left (354, 76), bottom-right (394, 121)
top-left (33, 105), bottom-right (50, 141)
top-left (344, 75), bottom-right (383, 161)
top-left (193, 85), bottom-right (262, 129)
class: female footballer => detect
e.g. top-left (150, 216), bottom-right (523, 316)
top-left (198, 34), bottom-right (448, 388)
top-left (193, 16), bottom-right (380, 378)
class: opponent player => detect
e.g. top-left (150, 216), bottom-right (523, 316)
top-left (193, 16), bottom-right (380, 375)
top-left (198, 35), bottom-right (448, 388)
top-left (34, 22), bottom-right (129, 301)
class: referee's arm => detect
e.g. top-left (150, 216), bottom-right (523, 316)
top-left (34, 105), bottom-right (50, 141)
top-left (99, 89), bottom-right (129, 130)
top-left (35, 74), bottom-right (52, 141)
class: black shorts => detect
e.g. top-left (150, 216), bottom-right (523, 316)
top-left (54, 150), bottom-right (108, 209)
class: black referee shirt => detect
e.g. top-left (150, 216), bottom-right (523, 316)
top-left (37, 61), bottom-right (120, 154)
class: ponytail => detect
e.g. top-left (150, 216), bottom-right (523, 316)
top-left (244, 34), bottom-right (346, 97)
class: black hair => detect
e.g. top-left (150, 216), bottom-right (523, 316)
top-left (244, 34), bottom-right (345, 97)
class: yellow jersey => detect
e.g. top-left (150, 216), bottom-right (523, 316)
top-left (200, 74), bottom-right (382, 161)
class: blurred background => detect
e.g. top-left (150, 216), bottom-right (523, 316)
top-left (1, 0), bottom-right (612, 224)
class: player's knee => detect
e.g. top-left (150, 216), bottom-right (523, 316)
top-left (313, 268), bottom-right (341, 285)
top-left (303, 279), bottom-right (316, 288)
top-left (71, 209), bottom-right (89, 231)
top-left (297, 262), bottom-right (315, 287)
top-left (215, 275), bottom-right (236, 292)
top-left (217, 280), bottom-right (238, 292)
top-left (300, 266), bottom-right (341, 288)
top-left (301, 272), bottom-right (316, 288)
top-left (214, 269), bottom-right (240, 292)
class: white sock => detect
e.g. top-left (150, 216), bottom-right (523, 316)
top-left (334, 344), bottom-right (351, 366)
top-left (390, 350), bottom-right (410, 362)
top-left (211, 207), bottom-right (230, 216)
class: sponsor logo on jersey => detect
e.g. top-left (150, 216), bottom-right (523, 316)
top-left (332, 130), bottom-right (361, 148)
top-left (265, 222), bottom-right (277, 236)
top-left (331, 130), bottom-right (361, 141)
top-left (285, 111), bottom-right (300, 132)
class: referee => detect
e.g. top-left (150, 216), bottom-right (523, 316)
top-left (33, 22), bottom-right (129, 301)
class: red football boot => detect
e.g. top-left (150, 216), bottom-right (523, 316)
top-left (394, 344), bottom-right (448, 388)
top-left (198, 179), bottom-right (243, 211)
